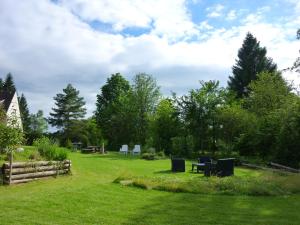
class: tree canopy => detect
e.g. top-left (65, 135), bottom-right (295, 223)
top-left (228, 32), bottom-right (277, 98)
top-left (49, 84), bottom-right (86, 129)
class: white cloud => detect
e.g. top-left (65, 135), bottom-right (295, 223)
top-left (206, 4), bottom-right (224, 18)
top-left (226, 10), bottom-right (237, 21)
top-left (57, 0), bottom-right (199, 41)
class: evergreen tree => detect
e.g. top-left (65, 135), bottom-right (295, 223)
top-left (18, 94), bottom-right (31, 133)
top-left (228, 33), bottom-right (277, 98)
top-left (3, 73), bottom-right (16, 94)
top-left (49, 84), bottom-right (86, 130)
top-left (0, 78), bottom-right (3, 92)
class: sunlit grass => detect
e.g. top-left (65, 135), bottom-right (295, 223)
top-left (0, 151), bottom-right (300, 225)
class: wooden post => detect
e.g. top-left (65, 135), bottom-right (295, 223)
top-left (102, 142), bottom-right (105, 154)
top-left (9, 151), bottom-right (13, 185)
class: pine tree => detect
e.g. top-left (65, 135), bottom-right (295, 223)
top-left (49, 84), bottom-right (86, 130)
top-left (3, 73), bottom-right (16, 94)
top-left (18, 94), bottom-right (31, 133)
top-left (228, 33), bottom-right (277, 98)
top-left (0, 78), bottom-right (3, 92)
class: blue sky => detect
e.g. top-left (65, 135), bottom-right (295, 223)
top-left (0, 0), bottom-right (299, 118)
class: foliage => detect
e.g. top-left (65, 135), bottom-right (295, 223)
top-left (95, 73), bottom-right (131, 150)
top-left (49, 84), bottom-right (86, 130)
top-left (141, 152), bottom-right (156, 160)
top-left (33, 137), bottom-right (68, 161)
top-left (246, 72), bottom-right (291, 116)
top-left (0, 109), bottom-right (23, 153)
top-left (176, 80), bottom-right (226, 154)
top-left (150, 98), bottom-right (180, 155)
top-left (228, 32), bottom-right (277, 98)
top-left (1, 73), bottom-right (16, 94)
top-left (18, 93), bottom-right (31, 134)
top-left (130, 73), bottom-right (161, 145)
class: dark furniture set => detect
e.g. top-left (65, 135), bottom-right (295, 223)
top-left (171, 157), bottom-right (235, 177)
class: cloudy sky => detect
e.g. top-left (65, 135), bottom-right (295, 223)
top-left (0, 0), bottom-right (299, 117)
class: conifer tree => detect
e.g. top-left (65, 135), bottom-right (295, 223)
top-left (18, 94), bottom-right (31, 133)
top-left (49, 84), bottom-right (86, 130)
top-left (0, 78), bottom-right (3, 92)
top-left (228, 33), bottom-right (277, 98)
top-left (3, 73), bottom-right (16, 94)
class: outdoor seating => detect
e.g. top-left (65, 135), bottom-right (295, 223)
top-left (214, 158), bottom-right (235, 177)
top-left (192, 156), bottom-right (212, 173)
top-left (81, 145), bottom-right (103, 154)
top-left (132, 145), bottom-right (141, 155)
top-left (171, 158), bottom-right (185, 172)
top-left (119, 145), bottom-right (128, 155)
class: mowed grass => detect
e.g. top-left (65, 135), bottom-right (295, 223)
top-left (0, 151), bottom-right (300, 225)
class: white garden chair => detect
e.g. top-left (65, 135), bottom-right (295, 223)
top-left (119, 145), bottom-right (128, 155)
top-left (132, 145), bottom-right (141, 155)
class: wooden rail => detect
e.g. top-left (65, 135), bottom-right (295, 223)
top-left (241, 162), bottom-right (299, 174)
top-left (2, 160), bottom-right (71, 185)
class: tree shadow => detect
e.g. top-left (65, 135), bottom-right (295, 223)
top-left (121, 190), bottom-right (300, 225)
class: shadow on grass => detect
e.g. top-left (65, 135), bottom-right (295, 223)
top-left (80, 152), bottom-right (142, 161)
top-left (122, 190), bottom-right (300, 225)
top-left (154, 170), bottom-right (173, 174)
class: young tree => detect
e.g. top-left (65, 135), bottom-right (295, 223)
top-left (18, 94), bottom-right (31, 134)
top-left (95, 73), bottom-right (131, 150)
top-left (131, 73), bottom-right (161, 145)
top-left (49, 84), bottom-right (86, 131)
top-left (2, 73), bottom-right (16, 94)
top-left (246, 72), bottom-right (291, 116)
top-left (30, 110), bottom-right (48, 134)
top-left (178, 80), bottom-right (226, 154)
top-left (150, 98), bottom-right (180, 155)
top-left (228, 32), bottom-right (277, 98)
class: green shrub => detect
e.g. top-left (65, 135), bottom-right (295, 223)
top-left (33, 137), bottom-right (68, 161)
top-left (141, 152), bottom-right (156, 160)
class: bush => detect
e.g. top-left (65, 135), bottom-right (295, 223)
top-left (141, 152), bottom-right (156, 160)
top-left (33, 137), bottom-right (68, 161)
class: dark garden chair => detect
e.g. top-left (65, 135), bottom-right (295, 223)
top-left (171, 158), bottom-right (185, 172)
top-left (192, 156), bottom-right (212, 173)
top-left (214, 158), bottom-right (235, 177)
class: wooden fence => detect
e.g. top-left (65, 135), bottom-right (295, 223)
top-left (1, 160), bottom-right (71, 185)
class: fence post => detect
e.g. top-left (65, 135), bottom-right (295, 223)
top-left (9, 151), bottom-right (13, 185)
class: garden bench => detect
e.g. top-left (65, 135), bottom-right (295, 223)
top-left (192, 156), bottom-right (212, 173)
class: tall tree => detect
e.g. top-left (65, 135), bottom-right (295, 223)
top-left (178, 80), bottom-right (226, 154)
top-left (150, 98), bottom-right (180, 155)
top-left (49, 84), bottom-right (86, 130)
top-left (30, 110), bottom-right (48, 134)
top-left (0, 78), bottom-right (3, 92)
top-left (2, 73), bottom-right (16, 94)
top-left (228, 32), bottom-right (277, 98)
top-left (95, 73), bottom-right (131, 150)
top-left (131, 73), bottom-right (161, 145)
top-left (18, 94), bottom-right (31, 134)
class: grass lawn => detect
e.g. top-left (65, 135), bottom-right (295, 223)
top-left (0, 150), bottom-right (300, 225)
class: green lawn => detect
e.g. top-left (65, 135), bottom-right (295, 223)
top-left (0, 151), bottom-right (300, 225)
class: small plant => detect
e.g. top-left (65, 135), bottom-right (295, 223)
top-left (33, 137), bottom-right (68, 161)
top-left (141, 152), bottom-right (156, 160)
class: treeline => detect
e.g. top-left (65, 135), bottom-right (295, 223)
top-left (0, 74), bottom-right (48, 144)
top-left (1, 31), bottom-right (299, 167)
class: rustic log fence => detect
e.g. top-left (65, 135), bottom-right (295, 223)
top-left (1, 160), bottom-right (71, 185)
